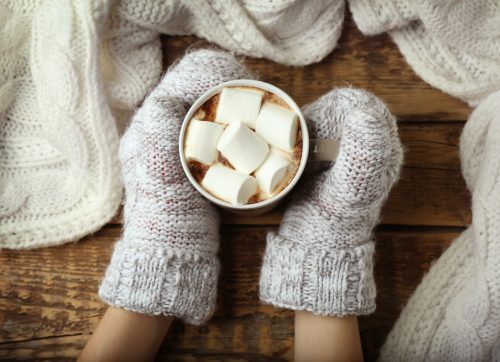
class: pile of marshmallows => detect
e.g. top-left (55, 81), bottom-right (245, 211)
top-left (185, 87), bottom-right (299, 205)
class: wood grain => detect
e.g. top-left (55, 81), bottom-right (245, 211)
top-left (0, 225), bottom-right (461, 361)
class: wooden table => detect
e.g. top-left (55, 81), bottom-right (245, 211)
top-left (0, 15), bottom-right (471, 361)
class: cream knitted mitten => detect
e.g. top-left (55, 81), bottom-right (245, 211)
top-left (260, 89), bottom-right (403, 316)
top-left (99, 49), bottom-right (250, 325)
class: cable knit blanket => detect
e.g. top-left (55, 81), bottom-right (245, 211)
top-left (0, 0), bottom-right (344, 249)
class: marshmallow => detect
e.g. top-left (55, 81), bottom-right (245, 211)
top-left (215, 88), bottom-right (263, 128)
top-left (255, 150), bottom-right (291, 194)
top-left (184, 119), bottom-right (225, 165)
top-left (202, 164), bottom-right (258, 205)
top-left (217, 122), bottom-right (269, 174)
top-left (256, 102), bottom-right (299, 152)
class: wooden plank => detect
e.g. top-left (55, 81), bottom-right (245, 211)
top-left (398, 122), bottom-right (462, 170)
top-left (161, 16), bottom-right (472, 121)
top-left (0, 225), bottom-right (462, 361)
top-left (111, 122), bottom-right (471, 227)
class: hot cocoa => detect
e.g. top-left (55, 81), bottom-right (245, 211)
top-left (184, 86), bottom-right (303, 205)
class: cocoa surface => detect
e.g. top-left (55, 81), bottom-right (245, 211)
top-left (186, 86), bottom-right (303, 204)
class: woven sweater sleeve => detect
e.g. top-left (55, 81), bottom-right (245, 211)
top-left (115, 0), bottom-right (345, 66)
top-left (348, 0), bottom-right (417, 35)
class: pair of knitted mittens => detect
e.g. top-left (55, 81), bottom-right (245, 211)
top-left (99, 49), bottom-right (403, 324)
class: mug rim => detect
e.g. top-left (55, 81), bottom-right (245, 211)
top-left (179, 79), bottom-right (310, 210)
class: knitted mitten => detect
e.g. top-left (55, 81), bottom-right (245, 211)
top-left (260, 88), bottom-right (403, 316)
top-left (99, 49), bottom-right (250, 325)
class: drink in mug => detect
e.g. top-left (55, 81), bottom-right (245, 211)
top-left (179, 80), bottom-right (319, 214)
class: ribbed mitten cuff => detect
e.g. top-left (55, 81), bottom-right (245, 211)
top-left (348, 0), bottom-right (417, 35)
top-left (99, 240), bottom-right (219, 325)
top-left (259, 233), bottom-right (376, 316)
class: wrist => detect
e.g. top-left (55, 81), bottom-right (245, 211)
top-left (78, 307), bottom-right (173, 362)
top-left (295, 311), bottom-right (363, 362)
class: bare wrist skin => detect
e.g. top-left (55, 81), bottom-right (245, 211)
top-left (295, 311), bottom-right (363, 362)
top-left (78, 307), bottom-right (173, 362)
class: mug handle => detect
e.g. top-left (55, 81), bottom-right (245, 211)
top-left (304, 139), bottom-right (339, 174)
top-left (309, 139), bottom-right (339, 161)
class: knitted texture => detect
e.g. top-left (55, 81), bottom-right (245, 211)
top-left (379, 90), bottom-right (500, 362)
top-left (0, 0), bottom-right (345, 249)
top-left (117, 0), bottom-right (345, 66)
top-left (99, 49), bottom-right (250, 325)
top-left (0, 0), bottom-right (162, 249)
top-left (349, 0), bottom-right (500, 106)
top-left (260, 88), bottom-right (403, 316)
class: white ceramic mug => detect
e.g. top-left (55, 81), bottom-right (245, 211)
top-left (179, 79), bottom-right (337, 215)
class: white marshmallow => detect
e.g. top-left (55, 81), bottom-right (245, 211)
top-left (202, 164), bottom-right (258, 205)
top-left (256, 102), bottom-right (299, 152)
top-left (255, 150), bottom-right (291, 194)
top-left (215, 88), bottom-right (263, 129)
top-left (217, 122), bottom-right (269, 174)
top-left (184, 119), bottom-right (225, 165)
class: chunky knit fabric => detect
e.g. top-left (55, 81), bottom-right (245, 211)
top-left (99, 49), bottom-right (250, 325)
top-left (260, 89), bottom-right (403, 316)
top-left (0, 0), bottom-right (160, 249)
top-left (379, 91), bottom-right (500, 362)
top-left (0, 0), bottom-right (344, 249)
top-left (117, 0), bottom-right (345, 67)
top-left (349, 0), bottom-right (500, 106)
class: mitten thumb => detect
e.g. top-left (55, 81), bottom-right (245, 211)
top-left (302, 88), bottom-right (403, 210)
